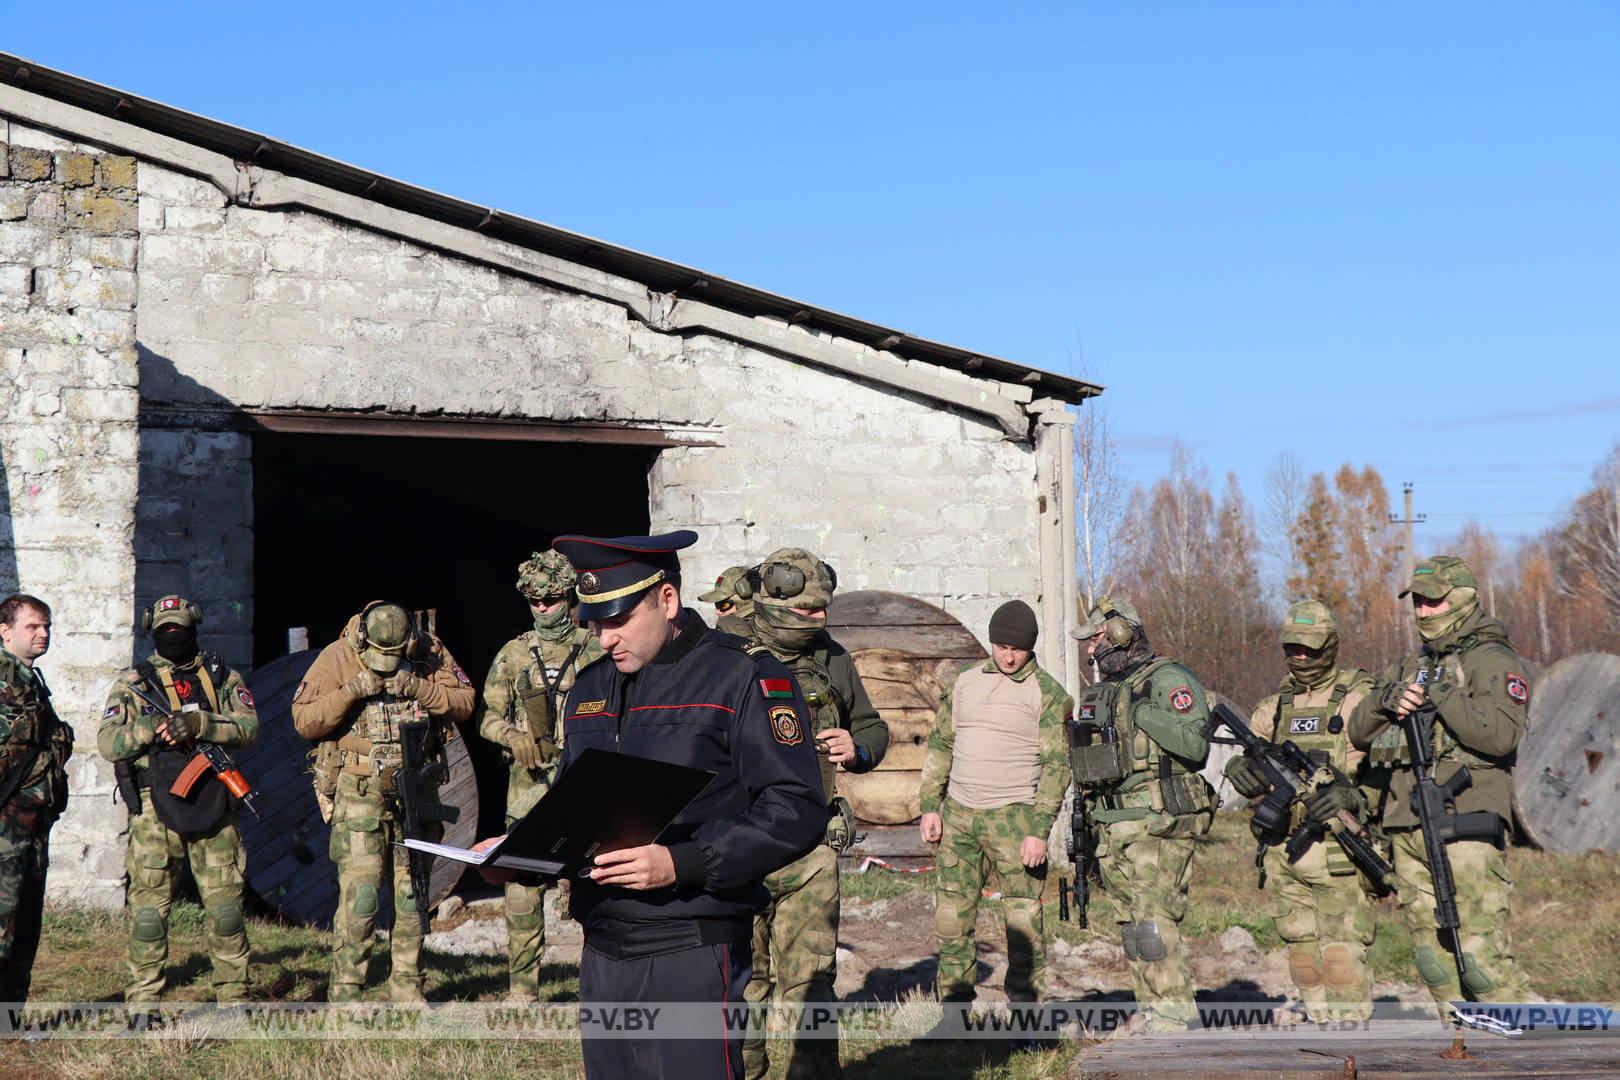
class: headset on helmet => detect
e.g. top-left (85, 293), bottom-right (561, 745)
top-left (742, 559), bottom-right (837, 602)
top-left (140, 597), bottom-right (203, 631)
top-left (1096, 599), bottom-right (1136, 648)
top-left (350, 600), bottom-right (423, 660)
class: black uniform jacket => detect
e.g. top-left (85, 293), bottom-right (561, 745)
top-left (559, 609), bottom-right (824, 954)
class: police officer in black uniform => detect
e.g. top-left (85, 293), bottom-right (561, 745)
top-left (551, 531), bottom-right (826, 1079)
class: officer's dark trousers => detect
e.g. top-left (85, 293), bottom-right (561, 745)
top-left (579, 936), bottom-right (752, 1079)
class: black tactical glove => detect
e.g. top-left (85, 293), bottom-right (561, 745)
top-left (162, 707), bottom-right (203, 743)
top-left (1224, 753), bottom-right (1270, 799)
top-left (1304, 773), bottom-right (1365, 827)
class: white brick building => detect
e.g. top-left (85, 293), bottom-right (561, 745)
top-left (1, 56), bottom-right (1098, 905)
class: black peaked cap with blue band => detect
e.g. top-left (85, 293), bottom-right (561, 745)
top-left (552, 531), bottom-right (699, 622)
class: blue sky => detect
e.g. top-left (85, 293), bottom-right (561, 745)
top-left (12, 3), bottom-right (1618, 555)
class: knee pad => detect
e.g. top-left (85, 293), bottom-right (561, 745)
top-left (1287, 947), bottom-right (1323, 989)
top-left (1321, 943), bottom-right (1361, 991)
top-left (132, 907), bottom-right (166, 943)
top-left (210, 902), bottom-right (244, 937)
top-left (1414, 945), bottom-right (1450, 989)
top-left (1134, 920), bottom-right (1168, 962)
top-left (1459, 953), bottom-right (1494, 996)
top-left (1120, 923), bottom-right (1140, 961)
top-left (351, 883), bottom-right (380, 918)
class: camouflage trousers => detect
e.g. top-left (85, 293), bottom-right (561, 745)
top-left (328, 773), bottom-right (440, 1002)
top-left (934, 798), bottom-right (1045, 1002)
top-left (124, 804), bottom-right (250, 1003)
top-left (743, 842), bottom-right (840, 1080)
top-left (0, 800), bottom-right (52, 1003)
top-left (1263, 838), bottom-right (1374, 1021)
top-left (1391, 830), bottom-right (1528, 1011)
top-left (503, 768), bottom-right (550, 1003)
top-left (1094, 808), bottom-right (1211, 1029)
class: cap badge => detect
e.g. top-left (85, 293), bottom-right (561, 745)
top-left (580, 572), bottom-right (600, 593)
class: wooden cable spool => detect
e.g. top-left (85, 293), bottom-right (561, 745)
top-left (824, 590), bottom-right (986, 825)
top-left (1515, 652), bottom-right (1620, 853)
top-left (240, 649), bottom-right (477, 927)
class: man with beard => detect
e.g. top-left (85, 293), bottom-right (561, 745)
top-left (477, 550), bottom-right (604, 1002)
top-left (98, 596), bottom-right (258, 1002)
top-left (1225, 600), bottom-right (1376, 1021)
top-left (1349, 555), bottom-right (1531, 1011)
top-left (741, 548), bottom-right (887, 1080)
top-left (0, 593), bottom-right (73, 1004)
top-left (1069, 597), bottom-right (1214, 1034)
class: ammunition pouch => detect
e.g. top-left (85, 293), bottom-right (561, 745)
top-left (826, 795), bottom-right (856, 853)
top-left (1155, 768), bottom-right (1215, 818)
top-left (115, 759), bottom-right (143, 816)
top-left (1070, 684), bottom-right (1130, 784)
top-left (515, 683), bottom-right (557, 760)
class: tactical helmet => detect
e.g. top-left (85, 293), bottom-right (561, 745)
top-left (353, 601), bottom-right (417, 674)
top-left (142, 595), bottom-right (202, 632)
top-left (1399, 555), bottom-right (1478, 600)
top-left (748, 548), bottom-right (837, 611)
top-left (1280, 600), bottom-right (1336, 649)
top-left (1071, 596), bottom-right (1140, 645)
top-left (516, 550), bottom-right (578, 601)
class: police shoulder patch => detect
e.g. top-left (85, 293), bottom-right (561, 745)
top-left (1169, 686), bottom-right (1195, 713)
top-left (769, 704), bottom-right (803, 746)
top-left (1505, 673), bottom-right (1528, 704)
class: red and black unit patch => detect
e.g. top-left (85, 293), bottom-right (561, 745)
top-left (453, 665), bottom-right (472, 687)
top-left (103, 704), bottom-right (120, 720)
top-left (769, 704), bottom-right (803, 746)
top-left (158, 596), bottom-right (183, 611)
top-left (237, 686), bottom-right (255, 709)
top-left (1505, 673), bottom-right (1528, 704)
top-left (1169, 686), bottom-right (1195, 714)
top-left (759, 678), bottom-right (795, 700)
top-left (175, 681), bottom-right (193, 701)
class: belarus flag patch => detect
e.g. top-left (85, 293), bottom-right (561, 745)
top-left (759, 678), bottom-right (795, 700)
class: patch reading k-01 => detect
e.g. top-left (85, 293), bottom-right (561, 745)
top-left (574, 699), bottom-right (608, 716)
top-left (769, 705), bottom-right (803, 746)
top-left (1289, 716), bottom-right (1322, 735)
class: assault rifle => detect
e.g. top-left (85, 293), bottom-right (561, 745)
top-left (1059, 792), bottom-right (1095, 926)
top-left (391, 714), bottom-right (459, 934)
top-left (1206, 703), bottom-right (1393, 892)
top-left (1401, 696), bottom-right (1505, 984)
top-left (123, 678), bottom-right (262, 820)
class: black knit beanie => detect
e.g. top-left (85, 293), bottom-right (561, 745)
top-left (987, 600), bottom-right (1038, 650)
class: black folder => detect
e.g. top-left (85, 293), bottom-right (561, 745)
top-left (402, 748), bottom-right (715, 878)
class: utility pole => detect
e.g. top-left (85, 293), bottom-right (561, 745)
top-left (1388, 481), bottom-right (1426, 581)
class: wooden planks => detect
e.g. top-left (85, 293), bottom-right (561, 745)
top-left (240, 650), bottom-right (477, 927)
top-left (1517, 652), bottom-right (1620, 852)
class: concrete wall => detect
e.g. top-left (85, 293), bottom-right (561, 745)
top-left (1, 121), bottom-right (141, 906)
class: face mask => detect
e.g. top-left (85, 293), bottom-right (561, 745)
top-left (533, 604), bottom-right (573, 640)
top-left (1285, 638), bottom-right (1337, 686)
top-left (1094, 629), bottom-right (1149, 678)
top-left (153, 625), bottom-right (199, 664)
top-left (1416, 587), bottom-right (1479, 642)
top-left (753, 604), bottom-right (824, 655)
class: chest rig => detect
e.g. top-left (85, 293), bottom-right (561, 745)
top-left (1069, 657), bottom-right (1173, 787)
top-left (1270, 671), bottom-right (1354, 773)
top-left (791, 650), bottom-right (844, 801)
top-left (0, 659), bottom-right (63, 808)
top-left (136, 657), bottom-right (232, 834)
top-left (513, 637), bottom-right (585, 761)
top-left (1365, 648), bottom-right (1483, 772)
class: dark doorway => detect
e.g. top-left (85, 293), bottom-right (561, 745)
top-left (252, 431), bottom-right (654, 834)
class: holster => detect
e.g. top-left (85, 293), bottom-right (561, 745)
top-left (114, 759), bottom-right (143, 816)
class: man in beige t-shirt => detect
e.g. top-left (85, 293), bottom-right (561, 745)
top-left (918, 601), bottom-right (1071, 1003)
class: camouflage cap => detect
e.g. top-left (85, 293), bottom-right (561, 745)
top-left (752, 547), bottom-right (836, 610)
top-left (1399, 554), bottom-right (1478, 600)
top-left (1280, 599), bottom-right (1336, 648)
top-left (148, 595), bottom-right (201, 631)
top-left (699, 565), bottom-right (750, 604)
top-left (516, 550), bottom-right (577, 601)
top-left (357, 601), bottom-right (414, 674)
top-left (1071, 595), bottom-right (1141, 639)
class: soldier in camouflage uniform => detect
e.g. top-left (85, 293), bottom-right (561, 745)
top-left (700, 565), bottom-right (755, 636)
top-left (919, 600), bottom-right (1071, 1005)
top-left (1224, 600), bottom-right (1376, 1021)
top-left (97, 596), bottom-right (259, 1002)
top-left (0, 594), bottom-right (72, 1004)
top-left (477, 551), bottom-right (604, 1002)
top-left (293, 602), bottom-right (474, 1002)
top-left (742, 548), bottom-right (887, 1080)
top-left (1349, 555), bottom-right (1532, 1011)
top-left (1069, 597), bottom-right (1214, 1033)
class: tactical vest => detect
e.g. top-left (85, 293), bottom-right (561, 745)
top-left (1365, 646), bottom-right (1505, 773)
top-left (515, 637), bottom-right (586, 761)
top-left (1271, 670), bottom-right (1358, 874)
top-left (791, 650), bottom-right (843, 801)
top-left (0, 659), bottom-right (57, 806)
top-left (138, 656), bottom-right (232, 835)
top-left (1071, 658), bottom-right (1212, 818)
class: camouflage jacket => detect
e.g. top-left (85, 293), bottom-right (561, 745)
top-left (97, 652), bottom-right (259, 767)
top-left (918, 657), bottom-right (1071, 838)
top-left (0, 647), bottom-right (72, 811)
top-left (476, 624), bottom-right (604, 756)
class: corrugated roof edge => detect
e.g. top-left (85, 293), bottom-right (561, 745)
top-left (0, 52), bottom-right (1103, 406)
